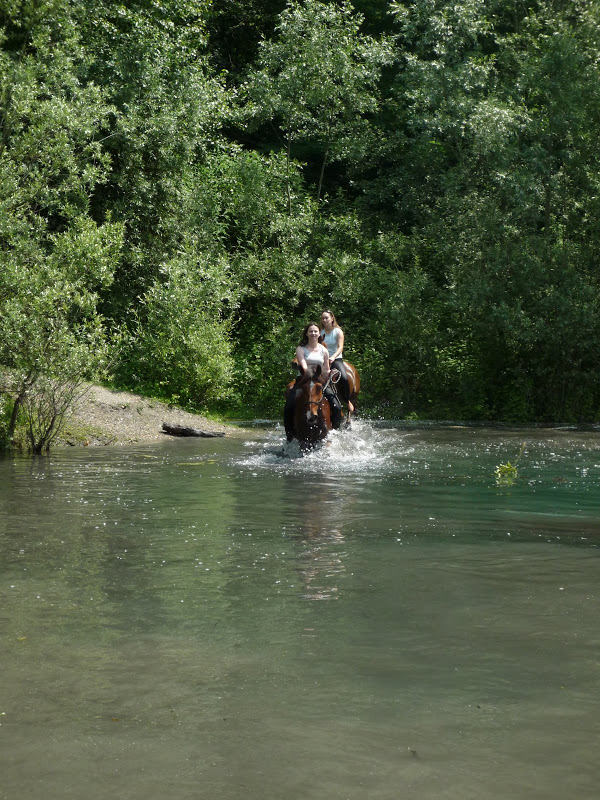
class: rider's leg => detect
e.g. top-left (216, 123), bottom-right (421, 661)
top-left (325, 387), bottom-right (342, 429)
top-left (331, 358), bottom-right (351, 407)
top-left (330, 358), bottom-right (350, 403)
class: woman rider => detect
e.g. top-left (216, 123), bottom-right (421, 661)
top-left (284, 322), bottom-right (342, 441)
top-left (320, 310), bottom-right (353, 414)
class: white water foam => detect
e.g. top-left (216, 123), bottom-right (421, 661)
top-left (236, 419), bottom-right (413, 475)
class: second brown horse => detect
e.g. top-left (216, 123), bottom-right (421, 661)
top-left (339, 361), bottom-right (360, 421)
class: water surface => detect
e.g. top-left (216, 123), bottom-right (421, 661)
top-left (1, 423), bottom-right (599, 799)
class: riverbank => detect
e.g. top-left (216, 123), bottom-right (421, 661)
top-left (58, 384), bottom-right (237, 446)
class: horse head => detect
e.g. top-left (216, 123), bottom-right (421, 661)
top-left (298, 365), bottom-right (323, 422)
top-left (294, 365), bottom-right (330, 447)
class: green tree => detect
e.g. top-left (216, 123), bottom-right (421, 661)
top-left (116, 254), bottom-right (236, 408)
top-left (242, 0), bottom-right (391, 205)
top-left (349, 0), bottom-right (600, 420)
top-left (78, 0), bottom-right (230, 315)
top-left (0, 0), bottom-right (123, 450)
top-left (189, 148), bottom-right (318, 413)
top-left (205, 0), bottom-right (286, 77)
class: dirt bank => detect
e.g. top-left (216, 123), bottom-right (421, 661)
top-left (58, 384), bottom-right (240, 446)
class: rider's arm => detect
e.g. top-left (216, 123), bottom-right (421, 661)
top-left (330, 328), bottom-right (344, 362)
top-left (322, 346), bottom-right (333, 380)
top-left (323, 348), bottom-right (329, 377)
top-left (296, 345), bottom-right (308, 372)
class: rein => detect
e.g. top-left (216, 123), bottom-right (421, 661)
top-left (322, 368), bottom-right (340, 394)
top-left (321, 368), bottom-right (342, 407)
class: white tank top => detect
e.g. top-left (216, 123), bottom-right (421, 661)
top-left (321, 328), bottom-right (342, 359)
top-left (302, 344), bottom-right (326, 367)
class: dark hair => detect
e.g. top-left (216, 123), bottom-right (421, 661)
top-left (299, 322), bottom-right (323, 346)
top-left (321, 309), bottom-right (339, 328)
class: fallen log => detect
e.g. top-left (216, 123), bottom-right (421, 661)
top-left (162, 422), bottom-right (225, 438)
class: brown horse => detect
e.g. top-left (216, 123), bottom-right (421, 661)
top-left (337, 360), bottom-right (360, 422)
top-left (286, 359), bottom-right (361, 434)
top-left (285, 365), bottom-right (332, 450)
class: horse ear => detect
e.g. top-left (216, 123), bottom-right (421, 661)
top-left (315, 365), bottom-right (322, 376)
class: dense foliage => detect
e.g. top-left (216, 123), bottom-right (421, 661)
top-left (2, 0), bottom-right (600, 447)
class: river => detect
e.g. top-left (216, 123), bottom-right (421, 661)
top-left (1, 421), bottom-right (599, 799)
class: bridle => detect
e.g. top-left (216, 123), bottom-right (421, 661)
top-left (301, 366), bottom-right (340, 412)
top-left (301, 376), bottom-right (326, 418)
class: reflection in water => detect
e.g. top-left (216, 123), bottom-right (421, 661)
top-left (290, 476), bottom-right (348, 601)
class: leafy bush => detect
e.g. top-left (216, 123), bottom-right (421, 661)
top-left (114, 257), bottom-right (236, 408)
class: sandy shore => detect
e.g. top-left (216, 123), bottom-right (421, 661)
top-left (59, 384), bottom-right (239, 446)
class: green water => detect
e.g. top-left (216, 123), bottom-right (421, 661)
top-left (1, 423), bottom-right (599, 799)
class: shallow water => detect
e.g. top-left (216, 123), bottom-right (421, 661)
top-left (1, 422), bottom-right (600, 799)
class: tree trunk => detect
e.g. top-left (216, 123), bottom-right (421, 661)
top-left (162, 423), bottom-right (225, 438)
top-left (316, 146), bottom-right (329, 206)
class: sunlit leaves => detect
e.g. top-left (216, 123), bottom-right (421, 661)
top-left (242, 0), bottom-right (391, 199)
top-left (0, 0), bottom-right (124, 448)
top-left (117, 255), bottom-right (236, 407)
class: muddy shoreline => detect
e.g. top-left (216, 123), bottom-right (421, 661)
top-left (59, 385), bottom-right (242, 446)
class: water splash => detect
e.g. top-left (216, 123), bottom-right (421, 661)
top-left (235, 419), bottom-right (412, 475)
